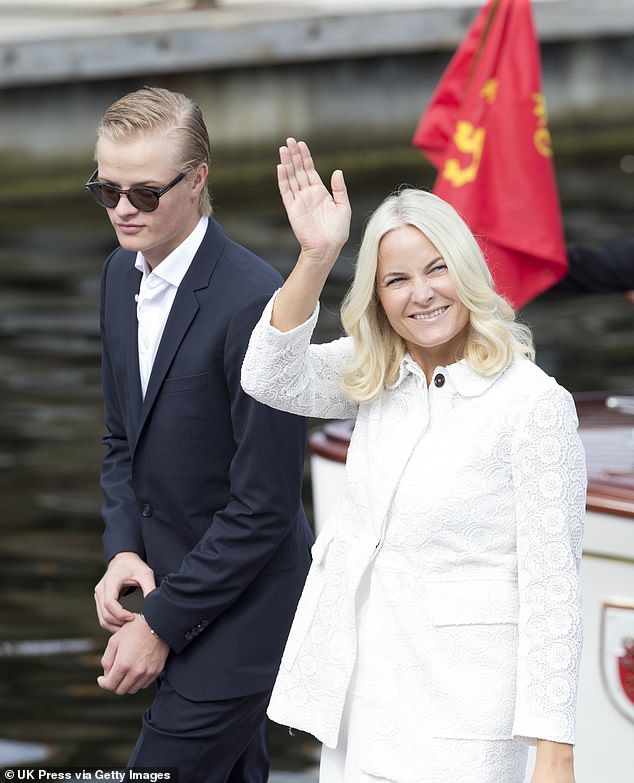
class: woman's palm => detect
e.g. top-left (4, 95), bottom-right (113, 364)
top-left (278, 138), bottom-right (351, 258)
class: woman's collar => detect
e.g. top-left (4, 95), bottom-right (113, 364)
top-left (389, 354), bottom-right (508, 397)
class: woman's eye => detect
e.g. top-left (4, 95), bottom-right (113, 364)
top-left (386, 276), bottom-right (405, 286)
top-left (429, 264), bottom-right (447, 276)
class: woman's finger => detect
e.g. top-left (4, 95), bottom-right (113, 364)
top-left (286, 137), bottom-right (310, 190)
top-left (331, 169), bottom-right (349, 208)
top-left (297, 140), bottom-right (321, 187)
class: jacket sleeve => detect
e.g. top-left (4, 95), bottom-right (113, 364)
top-left (241, 291), bottom-right (359, 420)
top-left (511, 383), bottom-right (586, 745)
top-left (99, 255), bottom-right (145, 562)
top-left (557, 238), bottom-right (634, 293)
top-left (140, 293), bottom-right (310, 653)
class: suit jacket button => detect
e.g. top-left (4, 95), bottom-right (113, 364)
top-left (185, 631), bottom-right (193, 641)
top-left (141, 504), bottom-right (153, 517)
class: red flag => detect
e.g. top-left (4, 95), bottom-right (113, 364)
top-left (413, 0), bottom-right (568, 308)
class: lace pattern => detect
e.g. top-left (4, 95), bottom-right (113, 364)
top-left (241, 293), bottom-right (358, 420)
top-left (241, 296), bottom-right (586, 782)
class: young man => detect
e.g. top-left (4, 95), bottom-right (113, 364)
top-left (88, 87), bottom-right (312, 782)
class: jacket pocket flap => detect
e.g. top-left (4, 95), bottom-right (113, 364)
top-left (162, 372), bottom-right (209, 393)
top-left (427, 579), bottom-right (519, 626)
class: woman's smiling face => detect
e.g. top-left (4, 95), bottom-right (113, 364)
top-left (376, 224), bottom-right (470, 379)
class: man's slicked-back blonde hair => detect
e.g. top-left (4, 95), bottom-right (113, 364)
top-left (95, 86), bottom-right (213, 217)
top-left (340, 188), bottom-right (534, 402)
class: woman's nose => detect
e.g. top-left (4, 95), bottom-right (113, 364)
top-left (412, 274), bottom-right (433, 302)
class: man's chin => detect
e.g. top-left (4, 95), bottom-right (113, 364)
top-left (115, 233), bottom-right (144, 253)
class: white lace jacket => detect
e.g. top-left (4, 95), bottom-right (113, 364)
top-left (241, 295), bottom-right (586, 783)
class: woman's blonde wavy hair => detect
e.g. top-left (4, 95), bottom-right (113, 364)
top-left (95, 86), bottom-right (213, 217)
top-left (340, 188), bottom-right (534, 402)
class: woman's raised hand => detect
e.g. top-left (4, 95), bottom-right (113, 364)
top-left (269, 138), bottom-right (351, 332)
top-left (278, 138), bottom-right (351, 265)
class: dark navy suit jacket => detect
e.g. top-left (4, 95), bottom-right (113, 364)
top-left (99, 218), bottom-right (312, 702)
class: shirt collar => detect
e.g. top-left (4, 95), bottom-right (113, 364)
top-left (390, 354), bottom-right (509, 397)
top-left (134, 217), bottom-right (208, 286)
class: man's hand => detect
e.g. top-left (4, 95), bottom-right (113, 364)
top-left (97, 613), bottom-right (169, 695)
top-left (94, 551), bottom-right (157, 632)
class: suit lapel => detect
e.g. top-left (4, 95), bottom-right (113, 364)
top-left (124, 264), bottom-right (144, 436)
top-left (135, 221), bottom-right (225, 441)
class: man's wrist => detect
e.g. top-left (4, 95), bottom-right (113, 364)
top-left (139, 612), bottom-right (162, 641)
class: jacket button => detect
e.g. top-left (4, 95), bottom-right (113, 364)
top-left (434, 373), bottom-right (445, 388)
top-left (141, 504), bottom-right (153, 517)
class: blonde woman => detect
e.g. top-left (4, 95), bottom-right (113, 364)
top-left (241, 138), bottom-right (586, 783)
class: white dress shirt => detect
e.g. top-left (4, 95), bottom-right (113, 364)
top-left (135, 218), bottom-right (208, 396)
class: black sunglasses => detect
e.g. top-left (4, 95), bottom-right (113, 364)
top-left (85, 169), bottom-right (187, 213)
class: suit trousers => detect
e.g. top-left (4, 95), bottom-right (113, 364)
top-left (128, 674), bottom-right (270, 783)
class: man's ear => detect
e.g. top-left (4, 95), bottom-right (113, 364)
top-left (192, 162), bottom-right (209, 196)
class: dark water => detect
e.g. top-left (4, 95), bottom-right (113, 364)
top-left (0, 150), bottom-right (632, 773)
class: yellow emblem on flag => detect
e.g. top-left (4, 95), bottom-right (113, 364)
top-left (532, 93), bottom-right (552, 157)
top-left (442, 121), bottom-right (486, 187)
top-left (480, 78), bottom-right (498, 104)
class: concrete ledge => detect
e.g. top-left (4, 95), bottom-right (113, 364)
top-left (0, 0), bottom-right (632, 178)
top-left (1, 1), bottom-right (633, 88)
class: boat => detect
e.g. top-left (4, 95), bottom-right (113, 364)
top-left (308, 391), bottom-right (634, 783)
